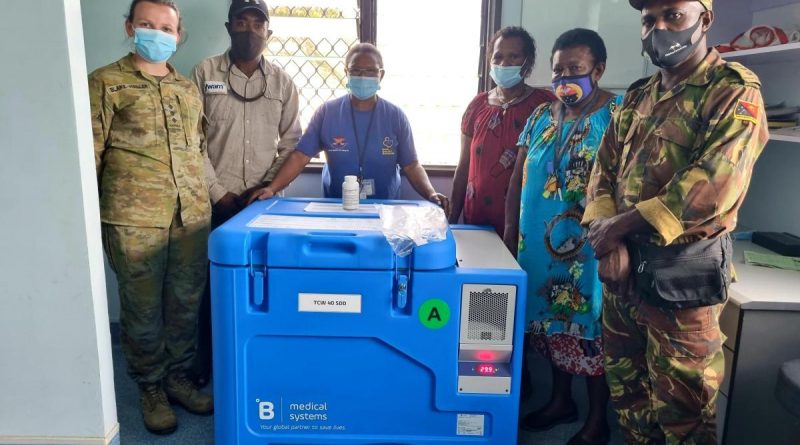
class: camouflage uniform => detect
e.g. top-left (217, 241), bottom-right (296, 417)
top-left (90, 54), bottom-right (211, 384)
top-left (583, 49), bottom-right (768, 444)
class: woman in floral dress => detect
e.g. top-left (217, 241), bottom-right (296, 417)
top-left (505, 28), bottom-right (619, 445)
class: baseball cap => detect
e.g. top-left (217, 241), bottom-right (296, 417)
top-left (229, 0), bottom-right (270, 22)
top-left (629, 0), bottom-right (712, 11)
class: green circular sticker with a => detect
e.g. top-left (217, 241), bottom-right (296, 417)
top-left (419, 299), bottom-right (451, 329)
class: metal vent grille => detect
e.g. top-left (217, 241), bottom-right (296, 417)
top-left (466, 290), bottom-right (509, 342)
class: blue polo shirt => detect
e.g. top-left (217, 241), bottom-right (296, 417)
top-left (297, 95), bottom-right (418, 199)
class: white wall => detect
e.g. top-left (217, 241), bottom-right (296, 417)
top-left (740, 142), bottom-right (800, 232)
top-left (0, 0), bottom-right (118, 443)
top-left (731, 1), bottom-right (800, 233)
top-left (81, 0), bottom-right (229, 75)
top-left (501, 0), bottom-right (523, 28)
top-left (520, 0), bottom-right (646, 88)
top-left (501, 0), bottom-right (648, 93)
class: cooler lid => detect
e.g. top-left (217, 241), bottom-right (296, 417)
top-left (208, 198), bottom-right (456, 271)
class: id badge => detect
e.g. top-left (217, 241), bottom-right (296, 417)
top-left (361, 178), bottom-right (376, 198)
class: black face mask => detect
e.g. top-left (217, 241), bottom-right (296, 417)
top-left (230, 31), bottom-right (267, 62)
top-left (642, 17), bottom-right (704, 68)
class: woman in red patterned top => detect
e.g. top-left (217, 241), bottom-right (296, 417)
top-left (449, 26), bottom-right (555, 236)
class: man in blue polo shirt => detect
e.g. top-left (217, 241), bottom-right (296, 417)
top-left (245, 43), bottom-right (448, 210)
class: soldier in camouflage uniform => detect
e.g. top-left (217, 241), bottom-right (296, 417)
top-left (581, 0), bottom-right (769, 443)
top-left (89, 0), bottom-right (213, 435)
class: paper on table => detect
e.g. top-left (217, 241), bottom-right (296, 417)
top-left (304, 202), bottom-right (379, 214)
top-left (744, 250), bottom-right (800, 271)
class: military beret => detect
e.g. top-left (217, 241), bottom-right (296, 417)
top-left (629, 0), bottom-right (711, 11)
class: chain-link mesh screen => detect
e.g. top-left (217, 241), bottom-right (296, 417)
top-left (268, 5), bottom-right (358, 129)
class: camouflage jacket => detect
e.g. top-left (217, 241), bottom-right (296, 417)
top-left (583, 49), bottom-right (769, 245)
top-left (89, 54), bottom-right (211, 228)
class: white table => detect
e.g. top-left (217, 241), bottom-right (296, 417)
top-left (719, 241), bottom-right (800, 444)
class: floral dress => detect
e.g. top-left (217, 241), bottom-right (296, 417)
top-left (516, 96), bottom-right (621, 376)
top-left (460, 88), bottom-right (555, 235)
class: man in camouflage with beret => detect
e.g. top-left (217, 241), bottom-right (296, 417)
top-left (581, 0), bottom-right (768, 443)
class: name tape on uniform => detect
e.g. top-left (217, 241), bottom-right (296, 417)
top-left (204, 81), bottom-right (228, 95)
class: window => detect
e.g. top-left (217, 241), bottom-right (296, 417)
top-left (376, 0), bottom-right (483, 166)
top-left (267, 0), bottom-right (494, 166)
top-left (267, 1), bottom-right (360, 130)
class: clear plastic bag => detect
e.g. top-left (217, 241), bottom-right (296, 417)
top-left (378, 204), bottom-right (448, 257)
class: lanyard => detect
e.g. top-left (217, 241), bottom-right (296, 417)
top-left (551, 92), bottom-right (600, 176)
top-left (349, 99), bottom-right (377, 182)
top-left (227, 56), bottom-right (267, 103)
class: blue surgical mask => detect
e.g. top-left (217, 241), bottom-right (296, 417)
top-left (490, 64), bottom-right (524, 88)
top-left (134, 28), bottom-right (177, 63)
top-left (346, 76), bottom-right (381, 100)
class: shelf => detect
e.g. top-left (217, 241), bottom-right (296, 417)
top-left (770, 128), bottom-right (800, 143)
top-left (720, 43), bottom-right (800, 144)
top-left (719, 42), bottom-right (800, 65)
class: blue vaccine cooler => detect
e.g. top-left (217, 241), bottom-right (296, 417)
top-left (209, 198), bottom-right (527, 444)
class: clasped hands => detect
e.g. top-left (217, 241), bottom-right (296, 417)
top-left (588, 214), bottom-right (633, 297)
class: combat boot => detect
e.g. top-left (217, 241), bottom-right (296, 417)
top-left (165, 371), bottom-right (214, 415)
top-left (139, 383), bottom-right (178, 434)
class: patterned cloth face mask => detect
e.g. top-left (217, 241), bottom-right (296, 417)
top-left (552, 72), bottom-right (595, 106)
top-left (642, 17), bottom-right (704, 68)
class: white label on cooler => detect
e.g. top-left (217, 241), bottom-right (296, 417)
top-left (248, 215), bottom-right (382, 232)
top-left (304, 202), bottom-right (379, 214)
top-left (298, 293), bottom-right (362, 314)
top-left (456, 414), bottom-right (485, 436)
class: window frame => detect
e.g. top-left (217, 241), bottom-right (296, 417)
top-left (358, 0), bottom-right (377, 44)
top-left (478, 0), bottom-right (503, 93)
top-left (287, 0), bottom-right (501, 169)
top-left (362, 0), bottom-right (502, 98)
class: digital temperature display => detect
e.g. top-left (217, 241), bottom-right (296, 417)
top-left (476, 364), bottom-right (496, 375)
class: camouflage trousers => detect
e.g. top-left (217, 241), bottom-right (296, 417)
top-left (603, 288), bottom-right (725, 444)
top-left (102, 215), bottom-right (209, 384)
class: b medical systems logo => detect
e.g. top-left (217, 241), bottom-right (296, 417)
top-left (256, 399), bottom-right (329, 421)
top-left (255, 398), bottom-right (347, 433)
top-left (257, 399), bottom-right (275, 420)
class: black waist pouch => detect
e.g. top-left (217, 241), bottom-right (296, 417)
top-left (629, 235), bottom-right (732, 309)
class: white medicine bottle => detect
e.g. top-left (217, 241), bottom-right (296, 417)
top-left (342, 175), bottom-right (360, 210)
